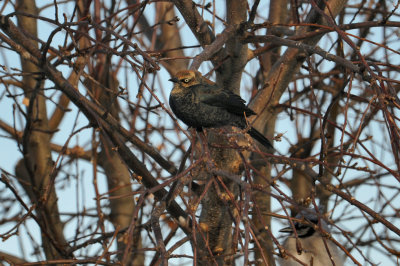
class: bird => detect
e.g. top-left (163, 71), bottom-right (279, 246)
top-left (168, 70), bottom-right (273, 149)
top-left (279, 211), bottom-right (344, 266)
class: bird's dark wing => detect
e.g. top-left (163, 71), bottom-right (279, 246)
top-left (192, 84), bottom-right (256, 116)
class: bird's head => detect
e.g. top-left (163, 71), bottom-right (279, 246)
top-left (169, 70), bottom-right (202, 88)
top-left (279, 211), bottom-right (330, 238)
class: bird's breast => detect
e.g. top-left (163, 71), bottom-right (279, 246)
top-left (170, 90), bottom-right (202, 128)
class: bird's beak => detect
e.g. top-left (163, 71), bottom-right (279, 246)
top-left (169, 77), bottom-right (179, 83)
top-left (279, 227), bottom-right (294, 233)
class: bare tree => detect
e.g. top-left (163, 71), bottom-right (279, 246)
top-left (0, 0), bottom-right (399, 265)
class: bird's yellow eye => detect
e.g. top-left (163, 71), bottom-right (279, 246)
top-left (181, 78), bottom-right (190, 83)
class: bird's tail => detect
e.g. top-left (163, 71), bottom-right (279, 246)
top-left (248, 127), bottom-right (273, 150)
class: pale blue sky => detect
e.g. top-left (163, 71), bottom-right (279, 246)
top-left (0, 1), bottom-right (399, 265)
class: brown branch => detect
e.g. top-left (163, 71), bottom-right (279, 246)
top-left (0, 14), bottom-right (189, 232)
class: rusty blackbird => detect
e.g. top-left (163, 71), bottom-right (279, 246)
top-left (169, 70), bottom-right (272, 149)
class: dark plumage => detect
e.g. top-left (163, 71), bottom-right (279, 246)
top-left (169, 70), bottom-right (273, 149)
